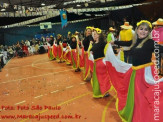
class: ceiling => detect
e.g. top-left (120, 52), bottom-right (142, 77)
top-left (0, 0), bottom-right (145, 10)
top-left (0, 0), bottom-right (162, 26)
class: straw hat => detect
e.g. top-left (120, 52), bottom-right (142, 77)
top-left (71, 35), bottom-right (76, 38)
top-left (152, 18), bottom-right (163, 26)
top-left (75, 31), bottom-right (79, 34)
top-left (109, 27), bottom-right (115, 31)
top-left (120, 22), bottom-right (133, 29)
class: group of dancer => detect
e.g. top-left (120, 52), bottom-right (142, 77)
top-left (48, 18), bottom-right (163, 122)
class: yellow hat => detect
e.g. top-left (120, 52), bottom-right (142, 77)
top-left (75, 31), bottom-right (79, 34)
top-left (50, 35), bottom-right (53, 37)
top-left (109, 27), bottom-right (115, 31)
top-left (68, 31), bottom-right (71, 34)
top-left (120, 22), bottom-right (133, 29)
top-left (152, 18), bottom-right (163, 26)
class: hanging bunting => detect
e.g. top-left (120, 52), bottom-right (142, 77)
top-left (0, 1), bottom-right (153, 28)
top-left (0, 1), bottom-right (153, 18)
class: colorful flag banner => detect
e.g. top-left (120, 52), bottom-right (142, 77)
top-left (60, 9), bottom-right (68, 28)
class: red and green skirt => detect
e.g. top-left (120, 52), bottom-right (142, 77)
top-left (105, 44), bottom-right (163, 122)
top-left (91, 58), bottom-right (111, 98)
top-left (79, 48), bottom-right (85, 68)
top-left (83, 52), bottom-right (94, 80)
top-left (52, 44), bottom-right (57, 58)
top-left (107, 63), bottom-right (163, 122)
top-left (48, 47), bottom-right (55, 60)
top-left (57, 45), bottom-right (63, 60)
top-left (71, 49), bottom-right (78, 69)
top-left (64, 50), bottom-right (72, 65)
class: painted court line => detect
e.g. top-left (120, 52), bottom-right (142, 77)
top-left (66, 86), bottom-right (74, 89)
top-left (101, 97), bottom-right (115, 122)
top-left (51, 90), bottom-right (59, 93)
top-left (14, 100), bottom-right (26, 105)
top-left (31, 58), bottom-right (48, 64)
top-left (31, 58), bottom-right (67, 70)
top-left (32, 65), bottom-right (65, 70)
top-left (80, 82), bottom-right (87, 84)
top-left (50, 82), bottom-right (86, 94)
top-left (34, 95), bottom-right (43, 99)
top-left (5, 61), bottom-right (51, 70)
top-left (0, 69), bottom-right (74, 85)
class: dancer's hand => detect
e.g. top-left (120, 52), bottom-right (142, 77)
top-left (116, 48), bottom-right (120, 53)
top-left (90, 41), bottom-right (93, 44)
top-left (110, 41), bottom-right (114, 44)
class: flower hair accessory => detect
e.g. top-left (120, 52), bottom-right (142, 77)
top-left (94, 28), bottom-right (102, 34)
top-left (86, 26), bottom-right (93, 30)
top-left (137, 20), bottom-right (152, 29)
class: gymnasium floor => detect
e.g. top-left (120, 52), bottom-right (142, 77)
top-left (0, 54), bottom-right (121, 122)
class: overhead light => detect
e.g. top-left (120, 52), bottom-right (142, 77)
top-left (41, 3), bottom-right (45, 6)
top-left (106, 0), bottom-right (115, 1)
top-left (85, 3), bottom-right (89, 7)
top-left (85, 14), bottom-right (91, 16)
top-left (3, 3), bottom-right (9, 8)
top-left (1, 9), bottom-right (6, 11)
top-left (77, 4), bottom-right (81, 7)
top-left (100, 0), bottom-right (105, 3)
top-left (78, 13), bottom-right (83, 15)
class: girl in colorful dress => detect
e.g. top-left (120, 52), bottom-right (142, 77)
top-left (75, 31), bottom-right (84, 69)
top-left (62, 37), bottom-right (68, 62)
top-left (47, 37), bottom-right (55, 60)
top-left (90, 28), bottom-right (111, 98)
top-left (82, 26), bottom-right (94, 80)
top-left (67, 31), bottom-right (72, 44)
top-left (107, 20), bottom-right (163, 122)
top-left (70, 35), bottom-right (81, 72)
top-left (63, 44), bottom-right (72, 65)
top-left (113, 20), bottom-right (163, 66)
top-left (56, 34), bottom-right (64, 63)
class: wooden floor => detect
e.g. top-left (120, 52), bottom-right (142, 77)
top-left (0, 54), bottom-right (121, 122)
